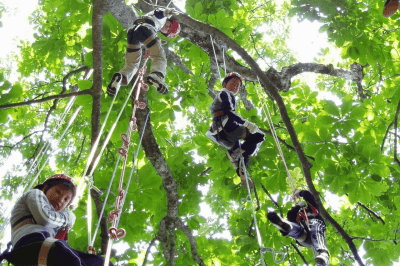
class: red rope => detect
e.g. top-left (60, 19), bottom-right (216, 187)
top-left (106, 50), bottom-right (151, 246)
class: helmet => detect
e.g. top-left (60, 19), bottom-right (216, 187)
top-left (222, 72), bottom-right (243, 87)
top-left (166, 20), bottom-right (180, 38)
top-left (43, 174), bottom-right (77, 206)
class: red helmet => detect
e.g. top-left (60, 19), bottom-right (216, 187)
top-left (166, 20), bottom-right (180, 38)
top-left (43, 174), bottom-right (77, 206)
top-left (223, 72), bottom-right (243, 87)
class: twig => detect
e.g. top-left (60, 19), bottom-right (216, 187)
top-left (290, 242), bottom-right (309, 265)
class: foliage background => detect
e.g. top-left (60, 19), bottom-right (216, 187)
top-left (1, 0), bottom-right (400, 265)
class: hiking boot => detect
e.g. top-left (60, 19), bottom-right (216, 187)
top-left (315, 251), bottom-right (329, 266)
top-left (107, 73), bottom-right (123, 97)
top-left (383, 0), bottom-right (399, 17)
top-left (146, 72), bottom-right (168, 94)
top-left (267, 212), bottom-right (291, 232)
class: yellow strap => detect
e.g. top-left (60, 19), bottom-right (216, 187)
top-left (38, 238), bottom-right (58, 266)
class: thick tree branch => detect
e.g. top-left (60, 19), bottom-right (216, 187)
top-left (90, 0), bottom-right (109, 254)
top-left (175, 219), bottom-right (206, 266)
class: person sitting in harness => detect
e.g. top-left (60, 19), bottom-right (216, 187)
top-left (205, 72), bottom-right (265, 189)
top-left (107, 7), bottom-right (180, 97)
top-left (267, 189), bottom-right (330, 266)
top-left (0, 174), bottom-right (114, 266)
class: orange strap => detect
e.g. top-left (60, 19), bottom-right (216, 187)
top-left (12, 218), bottom-right (35, 232)
top-left (38, 238), bottom-right (58, 266)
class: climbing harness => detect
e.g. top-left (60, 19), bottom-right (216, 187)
top-left (103, 51), bottom-right (151, 266)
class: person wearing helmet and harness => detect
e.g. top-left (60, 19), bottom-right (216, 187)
top-left (267, 190), bottom-right (330, 266)
top-left (205, 72), bottom-right (265, 189)
top-left (107, 8), bottom-right (180, 97)
top-left (0, 174), bottom-right (114, 266)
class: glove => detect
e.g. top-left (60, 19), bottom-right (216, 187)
top-left (298, 201), bottom-right (307, 208)
top-left (244, 120), bottom-right (258, 134)
top-left (165, 8), bottom-right (179, 17)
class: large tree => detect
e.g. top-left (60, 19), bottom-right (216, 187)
top-left (1, 0), bottom-right (399, 265)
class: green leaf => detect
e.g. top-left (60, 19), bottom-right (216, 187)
top-left (323, 100), bottom-right (340, 117)
top-left (194, 2), bottom-right (203, 17)
top-left (77, 80), bottom-right (93, 90)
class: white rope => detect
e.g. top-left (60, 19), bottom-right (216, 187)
top-left (76, 73), bottom-right (141, 198)
top-left (210, 35), bottom-right (222, 80)
top-left (103, 111), bottom-right (150, 266)
top-left (255, 77), bottom-right (296, 193)
top-left (239, 157), bottom-right (267, 266)
top-left (240, 158), bottom-right (288, 264)
top-left (116, 111), bottom-right (149, 228)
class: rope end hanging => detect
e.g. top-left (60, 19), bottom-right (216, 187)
top-left (85, 175), bottom-right (103, 195)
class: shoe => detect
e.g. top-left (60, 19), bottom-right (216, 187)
top-left (267, 212), bottom-right (291, 232)
top-left (315, 251), bottom-right (329, 266)
top-left (107, 73), bottom-right (123, 97)
top-left (146, 72), bottom-right (169, 94)
top-left (237, 168), bottom-right (254, 190)
top-left (383, 0), bottom-right (399, 17)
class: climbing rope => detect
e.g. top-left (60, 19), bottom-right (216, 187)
top-left (82, 51), bottom-right (152, 254)
top-left (254, 76), bottom-right (314, 257)
top-left (210, 35), bottom-right (222, 80)
top-left (218, 40), bottom-right (227, 75)
top-left (103, 51), bottom-right (151, 266)
top-left (240, 157), bottom-right (287, 265)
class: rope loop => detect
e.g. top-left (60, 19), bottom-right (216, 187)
top-left (88, 246), bottom-right (97, 255)
top-left (109, 227), bottom-right (126, 241)
top-left (85, 175), bottom-right (102, 195)
top-left (107, 210), bottom-right (121, 223)
top-left (260, 247), bottom-right (287, 264)
top-left (121, 133), bottom-right (130, 148)
top-left (134, 100), bottom-right (146, 109)
top-left (117, 148), bottom-right (128, 159)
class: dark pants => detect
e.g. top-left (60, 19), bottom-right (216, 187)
top-left (288, 219), bottom-right (328, 253)
top-left (2, 232), bottom-right (113, 266)
top-left (208, 116), bottom-right (265, 162)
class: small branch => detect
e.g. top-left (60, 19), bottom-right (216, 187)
top-left (261, 184), bottom-right (284, 217)
top-left (0, 89), bottom-right (92, 110)
top-left (75, 136), bottom-right (87, 164)
top-left (290, 242), bottom-right (309, 265)
top-left (199, 167), bottom-right (212, 177)
top-left (357, 201), bottom-right (385, 225)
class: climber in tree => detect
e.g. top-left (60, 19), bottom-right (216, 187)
top-left (107, 7), bottom-right (180, 97)
top-left (206, 72), bottom-right (265, 189)
top-left (0, 174), bottom-right (114, 266)
top-left (383, 0), bottom-right (399, 17)
top-left (267, 190), bottom-right (330, 266)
